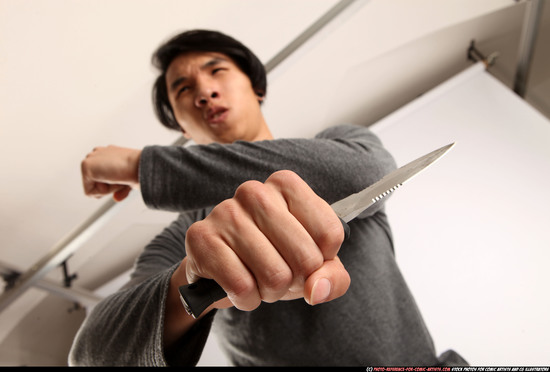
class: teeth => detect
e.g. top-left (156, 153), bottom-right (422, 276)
top-left (372, 183), bottom-right (402, 203)
top-left (210, 110), bottom-right (224, 120)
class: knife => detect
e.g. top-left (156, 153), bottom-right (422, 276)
top-left (179, 142), bottom-right (455, 318)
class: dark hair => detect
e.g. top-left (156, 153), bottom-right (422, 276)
top-left (151, 29), bottom-right (267, 131)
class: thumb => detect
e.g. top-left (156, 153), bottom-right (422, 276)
top-left (113, 185), bottom-right (132, 202)
top-left (304, 256), bottom-right (350, 306)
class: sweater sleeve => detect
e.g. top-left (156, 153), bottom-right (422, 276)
top-left (69, 210), bottom-right (214, 366)
top-left (139, 124), bottom-right (397, 214)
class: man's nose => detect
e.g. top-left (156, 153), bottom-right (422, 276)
top-left (194, 87), bottom-right (219, 107)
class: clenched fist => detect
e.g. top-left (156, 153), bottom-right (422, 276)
top-left (173, 170), bottom-right (351, 312)
top-left (81, 145), bottom-right (142, 202)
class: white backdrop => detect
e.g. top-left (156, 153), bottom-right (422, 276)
top-left (371, 63), bottom-right (550, 365)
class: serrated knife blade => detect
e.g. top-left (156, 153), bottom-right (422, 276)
top-left (332, 142), bottom-right (455, 223)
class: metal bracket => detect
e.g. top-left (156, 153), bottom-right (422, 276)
top-left (468, 40), bottom-right (499, 68)
top-left (0, 264), bottom-right (20, 291)
top-left (0, 261), bottom-right (102, 308)
top-left (61, 260), bottom-right (78, 288)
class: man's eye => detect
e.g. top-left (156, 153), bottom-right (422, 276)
top-left (212, 68), bottom-right (225, 75)
top-left (178, 86), bottom-right (190, 96)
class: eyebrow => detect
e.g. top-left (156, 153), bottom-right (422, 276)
top-left (169, 57), bottom-right (228, 92)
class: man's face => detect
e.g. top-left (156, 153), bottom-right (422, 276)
top-left (166, 51), bottom-right (272, 144)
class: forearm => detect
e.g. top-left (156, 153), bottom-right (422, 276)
top-left (69, 265), bottom-right (215, 366)
top-left (69, 269), bottom-right (174, 366)
top-left (139, 124), bottom-right (397, 212)
top-left (70, 212), bottom-right (214, 366)
top-left (164, 269), bottom-right (197, 347)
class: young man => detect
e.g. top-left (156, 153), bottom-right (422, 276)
top-left (72, 30), bottom-right (465, 366)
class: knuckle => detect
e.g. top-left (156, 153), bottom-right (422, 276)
top-left (317, 220), bottom-right (345, 254)
top-left (185, 221), bottom-right (214, 258)
top-left (261, 266), bottom-right (293, 294)
top-left (295, 253), bottom-right (324, 279)
top-left (266, 170), bottom-right (300, 189)
top-left (234, 180), bottom-right (272, 210)
top-left (211, 198), bottom-right (241, 226)
top-left (234, 180), bottom-right (263, 199)
top-left (230, 275), bottom-right (256, 298)
top-left (185, 221), bottom-right (205, 245)
top-left (228, 277), bottom-right (261, 311)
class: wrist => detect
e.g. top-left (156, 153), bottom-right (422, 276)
top-left (129, 149), bottom-right (142, 189)
top-left (164, 262), bottom-right (195, 347)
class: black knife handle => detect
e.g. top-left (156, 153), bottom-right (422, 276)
top-left (179, 278), bottom-right (226, 318)
top-left (178, 218), bottom-right (350, 318)
top-left (340, 218), bottom-right (351, 240)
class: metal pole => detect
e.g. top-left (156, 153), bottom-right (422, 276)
top-left (264, 0), bottom-right (362, 73)
top-left (34, 279), bottom-right (103, 308)
top-left (514, 0), bottom-right (544, 97)
top-left (0, 261), bottom-right (102, 308)
top-left (0, 197), bottom-right (121, 312)
top-left (0, 0), bottom-right (367, 313)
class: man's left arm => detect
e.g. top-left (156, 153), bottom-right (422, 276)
top-left (81, 124), bottom-right (397, 213)
top-left (141, 124), bottom-right (396, 212)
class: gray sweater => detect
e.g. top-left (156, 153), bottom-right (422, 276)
top-left (69, 124), bottom-right (464, 366)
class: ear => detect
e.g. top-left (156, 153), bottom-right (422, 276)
top-left (256, 89), bottom-right (265, 102)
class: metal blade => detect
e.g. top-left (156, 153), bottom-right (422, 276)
top-left (331, 142), bottom-right (455, 223)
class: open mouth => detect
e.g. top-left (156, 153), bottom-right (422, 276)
top-left (207, 107), bottom-right (229, 124)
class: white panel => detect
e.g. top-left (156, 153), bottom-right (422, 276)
top-left (371, 63), bottom-right (550, 365)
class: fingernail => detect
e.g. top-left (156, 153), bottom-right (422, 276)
top-left (311, 278), bottom-right (331, 305)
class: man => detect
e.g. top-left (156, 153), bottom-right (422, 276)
top-left (71, 30), bottom-right (465, 366)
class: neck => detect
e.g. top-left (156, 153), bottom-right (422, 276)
top-left (254, 120), bottom-right (274, 142)
top-left (246, 111), bottom-right (273, 142)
